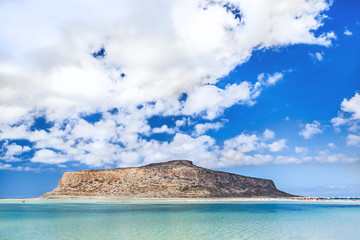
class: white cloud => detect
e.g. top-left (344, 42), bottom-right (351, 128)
top-left (193, 122), bottom-right (224, 136)
top-left (182, 82), bottom-right (254, 120)
top-left (267, 73), bottom-right (284, 85)
top-left (331, 91), bottom-right (360, 131)
top-left (340, 92), bottom-right (360, 119)
top-left (344, 29), bottom-right (353, 36)
top-left (0, 0), bottom-right (336, 169)
top-left (0, 124), bottom-right (30, 140)
top-left (328, 142), bottom-right (336, 149)
top-left (220, 151), bottom-right (273, 167)
top-left (274, 156), bottom-right (300, 164)
top-left (331, 117), bottom-right (345, 127)
top-left (31, 149), bottom-right (68, 165)
top-left (0, 106), bottom-right (29, 123)
top-left (183, 71), bottom-right (288, 120)
top-left (299, 120), bottom-right (322, 139)
top-left (346, 134), bottom-right (360, 147)
top-left (0, 0), bottom-right (334, 124)
top-left (0, 142), bottom-right (30, 162)
top-left (257, 72), bottom-right (284, 86)
top-left (268, 139), bottom-right (287, 152)
top-left (3, 110), bottom-right (356, 169)
top-left (263, 129), bottom-right (275, 140)
top-left (1, 118), bottom-right (358, 169)
top-left (274, 155), bottom-right (312, 164)
top-left (0, 162), bottom-right (35, 171)
top-left (0, 162), bottom-right (12, 170)
top-left (223, 133), bottom-right (259, 153)
top-left (175, 118), bottom-right (187, 127)
top-left (5, 143), bottom-right (30, 156)
top-left (219, 133), bottom-right (289, 166)
top-left (314, 150), bottom-right (359, 163)
top-left (152, 125), bottom-right (175, 134)
top-left (309, 52), bottom-right (324, 61)
top-left (348, 123), bottom-right (360, 132)
top-left (295, 146), bottom-right (308, 154)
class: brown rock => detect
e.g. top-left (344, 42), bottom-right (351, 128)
top-left (43, 160), bottom-right (294, 198)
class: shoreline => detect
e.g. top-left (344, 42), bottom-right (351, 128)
top-left (1, 197), bottom-right (360, 204)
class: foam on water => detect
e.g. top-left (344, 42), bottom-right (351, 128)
top-left (0, 201), bottom-right (359, 240)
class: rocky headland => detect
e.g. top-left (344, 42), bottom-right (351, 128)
top-left (43, 160), bottom-right (294, 198)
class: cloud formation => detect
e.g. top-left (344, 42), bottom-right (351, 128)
top-left (314, 150), bottom-right (358, 163)
top-left (0, 0), bottom-right (337, 169)
top-left (268, 139), bottom-right (287, 152)
top-left (295, 146), bottom-right (308, 154)
top-left (331, 92), bottom-right (360, 132)
top-left (347, 134), bottom-right (360, 147)
top-left (309, 52), bottom-right (324, 62)
top-left (344, 28), bottom-right (353, 36)
top-left (263, 129), bottom-right (275, 140)
top-left (299, 121), bottom-right (323, 139)
top-left (0, 0), bottom-right (334, 123)
top-left (257, 72), bottom-right (284, 86)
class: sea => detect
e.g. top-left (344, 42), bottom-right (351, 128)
top-left (0, 200), bottom-right (359, 240)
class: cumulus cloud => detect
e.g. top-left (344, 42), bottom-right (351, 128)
top-left (1, 120), bottom-right (358, 169)
top-left (220, 151), bottom-right (273, 167)
top-left (346, 134), bottom-right (360, 147)
top-left (193, 122), bottom-right (224, 136)
top-left (0, 141), bottom-right (31, 162)
top-left (263, 129), bottom-right (275, 140)
top-left (344, 29), bottom-right (353, 36)
top-left (309, 52), bottom-right (324, 61)
top-left (0, 123), bottom-right (288, 168)
top-left (274, 156), bottom-right (308, 164)
top-left (0, 162), bottom-right (35, 171)
top-left (182, 82), bottom-right (254, 120)
top-left (314, 150), bottom-right (358, 163)
top-left (295, 146), bottom-right (308, 154)
top-left (337, 92), bottom-right (360, 119)
top-left (257, 72), bottom-right (285, 87)
top-left (299, 121), bottom-right (322, 139)
top-left (328, 142), bottom-right (336, 149)
top-left (223, 133), bottom-right (260, 153)
top-left (268, 139), bottom-right (287, 152)
top-left (31, 149), bottom-right (68, 165)
top-left (331, 92), bottom-right (360, 132)
top-left (0, 0), bottom-right (336, 169)
top-left (4, 142), bottom-right (30, 155)
top-left (0, 162), bottom-right (12, 170)
top-left (152, 125), bottom-right (176, 134)
top-left (0, 0), bottom-right (334, 124)
top-left (219, 132), bottom-right (289, 166)
top-left (274, 151), bottom-right (359, 165)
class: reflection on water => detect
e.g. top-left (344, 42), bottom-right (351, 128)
top-left (0, 202), bottom-right (359, 240)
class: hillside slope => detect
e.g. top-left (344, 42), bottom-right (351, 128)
top-left (43, 160), bottom-right (293, 198)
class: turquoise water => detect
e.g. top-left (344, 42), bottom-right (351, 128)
top-left (1, 201), bottom-right (359, 240)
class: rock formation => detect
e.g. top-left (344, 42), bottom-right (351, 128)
top-left (43, 160), bottom-right (293, 198)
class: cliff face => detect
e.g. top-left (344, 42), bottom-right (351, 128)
top-left (43, 160), bottom-right (293, 198)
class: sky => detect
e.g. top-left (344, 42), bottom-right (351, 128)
top-left (0, 0), bottom-right (359, 198)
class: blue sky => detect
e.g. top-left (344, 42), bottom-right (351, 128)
top-left (0, 0), bottom-right (359, 198)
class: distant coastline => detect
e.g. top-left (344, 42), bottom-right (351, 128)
top-left (1, 197), bottom-right (360, 204)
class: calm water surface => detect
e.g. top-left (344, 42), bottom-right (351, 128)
top-left (0, 201), bottom-right (359, 240)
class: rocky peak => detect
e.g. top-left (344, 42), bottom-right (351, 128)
top-left (143, 160), bottom-right (194, 168)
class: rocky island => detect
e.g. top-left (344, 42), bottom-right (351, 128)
top-left (43, 160), bottom-right (293, 198)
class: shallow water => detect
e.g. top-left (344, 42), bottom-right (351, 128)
top-left (0, 201), bottom-right (359, 240)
